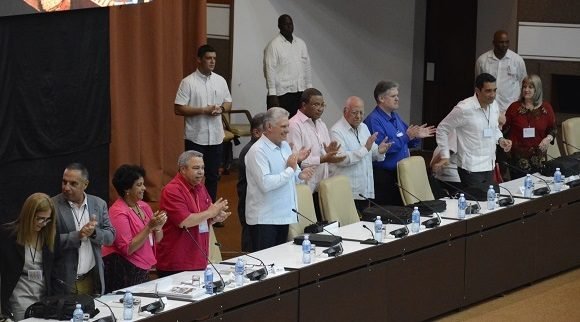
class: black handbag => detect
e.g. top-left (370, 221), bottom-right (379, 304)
top-left (24, 294), bottom-right (97, 320)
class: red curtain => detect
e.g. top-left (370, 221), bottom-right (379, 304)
top-left (109, 0), bottom-right (207, 205)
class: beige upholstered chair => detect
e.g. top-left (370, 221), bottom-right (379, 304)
top-left (397, 156), bottom-right (434, 205)
top-left (221, 107), bottom-right (252, 173)
top-left (546, 137), bottom-right (561, 160)
top-left (562, 117), bottom-right (580, 155)
top-left (208, 224), bottom-right (222, 263)
top-left (288, 184), bottom-right (317, 240)
top-left (318, 175), bottom-right (360, 226)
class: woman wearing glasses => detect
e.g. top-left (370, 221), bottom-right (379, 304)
top-left (0, 193), bottom-right (57, 321)
top-left (102, 164), bottom-right (167, 293)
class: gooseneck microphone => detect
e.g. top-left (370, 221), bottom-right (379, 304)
top-left (361, 224), bottom-right (379, 245)
top-left (291, 208), bottom-right (344, 256)
top-left (182, 227), bottom-right (226, 293)
top-left (497, 185), bottom-right (515, 206)
top-left (215, 243), bottom-right (269, 281)
top-left (501, 161), bottom-right (551, 195)
top-left (358, 194), bottom-right (409, 238)
top-left (394, 183), bottom-right (441, 229)
top-left (437, 181), bottom-right (481, 214)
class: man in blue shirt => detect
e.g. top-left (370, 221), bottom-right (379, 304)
top-left (364, 80), bottom-right (435, 206)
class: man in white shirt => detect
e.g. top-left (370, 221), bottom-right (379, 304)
top-left (245, 107), bottom-right (314, 251)
top-left (475, 30), bottom-right (527, 117)
top-left (174, 44), bottom-right (232, 204)
top-left (434, 73), bottom-right (512, 196)
top-left (330, 96), bottom-right (392, 211)
top-left (263, 14), bottom-right (312, 117)
top-left (288, 88), bottom-right (346, 220)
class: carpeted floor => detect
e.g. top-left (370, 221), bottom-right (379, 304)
top-left (215, 166), bottom-right (580, 321)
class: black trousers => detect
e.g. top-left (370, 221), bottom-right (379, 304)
top-left (184, 140), bottom-right (222, 202)
top-left (249, 224), bottom-right (289, 252)
top-left (267, 92), bottom-right (302, 118)
top-left (457, 167), bottom-right (495, 200)
top-left (372, 167), bottom-right (404, 206)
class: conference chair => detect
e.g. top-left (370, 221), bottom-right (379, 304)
top-left (397, 156), bottom-right (435, 205)
top-left (561, 117), bottom-right (580, 155)
top-left (221, 107), bottom-right (253, 174)
top-left (288, 184), bottom-right (318, 240)
top-left (318, 175), bottom-right (360, 226)
top-left (208, 224), bottom-right (222, 263)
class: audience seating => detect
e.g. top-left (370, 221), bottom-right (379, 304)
top-left (318, 175), bottom-right (360, 226)
top-left (288, 184), bottom-right (318, 240)
top-left (397, 156), bottom-right (435, 205)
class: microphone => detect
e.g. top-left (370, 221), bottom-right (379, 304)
top-left (361, 224), bottom-right (379, 245)
top-left (215, 243), bottom-right (269, 281)
top-left (437, 181), bottom-right (481, 214)
top-left (394, 183), bottom-right (441, 229)
top-left (358, 194), bottom-right (409, 238)
top-left (501, 161), bottom-right (550, 195)
top-left (497, 185), bottom-right (515, 206)
top-left (292, 208), bottom-right (344, 256)
top-left (562, 140), bottom-right (580, 154)
top-left (182, 227), bottom-right (226, 293)
top-left (93, 298), bottom-right (117, 322)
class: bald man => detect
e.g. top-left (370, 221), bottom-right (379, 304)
top-left (330, 96), bottom-right (392, 212)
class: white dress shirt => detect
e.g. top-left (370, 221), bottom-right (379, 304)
top-left (436, 94), bottom-right (504, 172)
top-left (263, 33), bottom-right (312, 96)
top-left (288, 110), bottom-right (330, 192)
top-left (68, 195), bottom-right (95, 275)
top-left (175, 69), bottom-right (232, 145)
top-left (329, 116), bottom-right (385, 199)
top-left (475, 49), bottom-right (527, 112)
top-left (244, 135), bottom-right (302, 225)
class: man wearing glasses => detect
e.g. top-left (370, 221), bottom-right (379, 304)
top-left (52, 163), bottom-right (115, 295)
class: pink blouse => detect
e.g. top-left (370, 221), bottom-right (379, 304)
top-left (102, 199), bottom-right (157, 270)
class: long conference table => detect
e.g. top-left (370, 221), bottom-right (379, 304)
top-left (28, 175), bottom-right (580, 322)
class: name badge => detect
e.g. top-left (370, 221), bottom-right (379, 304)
top-left (483, 128), bottom-right (493, 138)
top-left (28, 270), bottom-right (43, 281)
top-left (523, 127), bottom-right (535, 138)
top-left (199, 220), bottom-right (209, 233)
top-left (396, 131), bottom-right (404, 137)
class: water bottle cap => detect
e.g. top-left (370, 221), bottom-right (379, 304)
top-left (76, 304), bottom-right (82, 309)
top-left (376, 216), bottom-right (381, 220)
top-left (489, 185), bottom-right (493, 188)
top-left (414, 206), bottom-right (418, 210)
top-left (304, 234), bottom-right (309, 240)
top-left (556, 168), bottom-right (560, 171)
top-left (460, 193), bottom-right (464, 197)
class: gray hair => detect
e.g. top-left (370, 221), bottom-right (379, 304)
top-left (65, 163), bottom-right (89, 181)
top-left (520, 74), bottom-right (543, 107)
top-left (374, 80), bottom-right (399, 103)
top-left (177, 150), bottom-right (204, 168)
top-left (264, 107), bottom-right (289, 128)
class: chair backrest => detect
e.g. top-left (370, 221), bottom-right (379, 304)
top-left (547, 137), bottom-right (561, 160)
top-left (562, 117), bottom-right (580, 155)
top-left (397, 156), bottom-right (435, 205)
top-left (208, 225), bottom-right (222, 263)
top-left (288, 184), bottom-right (318, 240)
top-left (318, 175), bottom-right (360, 226)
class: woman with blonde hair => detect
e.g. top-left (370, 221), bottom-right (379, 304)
top-left (0, 193), bottom-right (57, 321)
top-left (504, 74), bottom-right (557, 178)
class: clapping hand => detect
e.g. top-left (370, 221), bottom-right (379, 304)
top-left (407, 124), bottom-right (436, 139)
top-left (299, 167), bottom-right (315, 181)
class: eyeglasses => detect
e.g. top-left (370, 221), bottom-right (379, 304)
top-left (35, 216), bottom-right (52, 224)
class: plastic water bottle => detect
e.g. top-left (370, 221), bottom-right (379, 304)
top-left (235, 258), bottom-right (245, 287)
top-left (524, 174), bottom-right (533, 198)
top-left (487, 185), bottom-right (496, 210)
top-left (204, 265), bottom-right (214, 294)
top-left (458, 193), bottom-right (467, 219)
top-left (72, 304), bottom-right (83, 322)
top-left (123, 291), bottom-right (133, 320)
top-left (374, 216), bottom-right (383, 242)
top-left (554, 168), bottom-right (562, 192)
top-left (411, 207), bottom-right (420, 233)
top-left (302, 234), bottom-right (311, 264)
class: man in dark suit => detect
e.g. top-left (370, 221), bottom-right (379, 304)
top-left (52, 163), bottom-right (115, 295)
